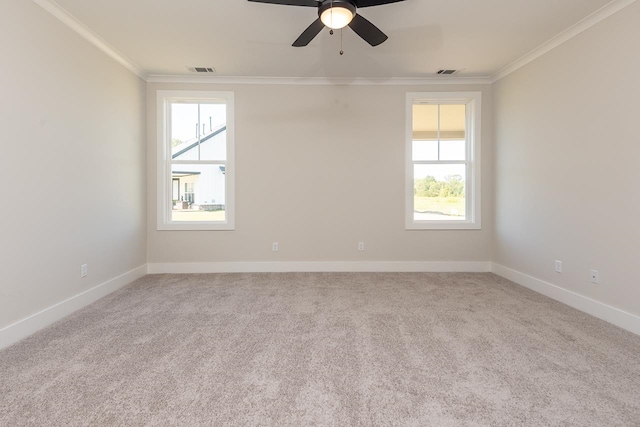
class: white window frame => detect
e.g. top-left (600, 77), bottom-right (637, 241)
top-left (405, 91), bottom-right (481, 230)
top-left (156, 90), bottom-right (235, 231)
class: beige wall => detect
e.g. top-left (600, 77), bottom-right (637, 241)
top-left (493, 2), bottom-right (640, 315)
top-left (0, 1), bottom-right (147, 328)
top-left (1, 0), bottom-right (636, 340)
top-left (147, 83), bottom-right (493, 263)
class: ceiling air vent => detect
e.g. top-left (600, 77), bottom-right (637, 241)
top-left (187, 67), bottom-right (216, 73)
top-left (437, 69), bottom-right (458, 75)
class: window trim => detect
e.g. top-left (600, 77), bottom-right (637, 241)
top-left (156, 90), bottom-right (235, 231)
top-left (405, 91), bottom-right (481, 230)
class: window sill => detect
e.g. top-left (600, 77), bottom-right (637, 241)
top-left (406, 221), bottom-right (481, 230)
top-left (157, 222), bottom-right (235, 231)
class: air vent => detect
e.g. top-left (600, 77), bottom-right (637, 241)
top-left (187, 67), bottom-right (216, 73)
top-left (437, 69), bottom-right (458, 75)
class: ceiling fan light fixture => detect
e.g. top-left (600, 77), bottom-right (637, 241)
top-left (320, 4), bottom-right (355, 30)
top-left (255, 0), bottom-right (400, 47)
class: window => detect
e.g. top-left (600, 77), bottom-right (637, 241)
top-left (157, 91), bottom-right (234, 230)
top-left (406, 92), bottom-right (481, 229)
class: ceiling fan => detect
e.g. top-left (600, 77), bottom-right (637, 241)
top-left (247, 0), bottom-right (406, 47)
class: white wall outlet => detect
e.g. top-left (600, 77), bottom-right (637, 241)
top-left (555, 260), bottom-right (562, 273)
top-left (590, 270), bottom-right (599, 284)
top-left (80, 264), bottom-right (88, 278)
top-left (358, 242), bottom-right (365, 251)
top-left (272, 242), bottom-right (279, 252)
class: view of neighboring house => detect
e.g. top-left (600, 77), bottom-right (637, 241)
top-left (171, 123), bottom-right (227, 211)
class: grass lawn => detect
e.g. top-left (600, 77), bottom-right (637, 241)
top-left (172, 210), bottom-right (226, 222)
top-left (414, 196), bottom-right (465, 217)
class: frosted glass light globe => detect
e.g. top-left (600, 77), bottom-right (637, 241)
top-left (320, 6), bottom-right (354, 30)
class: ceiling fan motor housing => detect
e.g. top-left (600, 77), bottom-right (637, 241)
top-left (318, 0), bottom-right (357, 15)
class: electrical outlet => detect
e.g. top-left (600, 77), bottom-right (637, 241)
top-left (272, 242), bottom-right (279, 252)
top-left (555, 260), bottom-right (562, 273)
top-left (590, 270), bottom-right (599, 284)
top-left (358, 242), bottom-right (365, 251)
top-left (81, 264), bottom-right (88, 278)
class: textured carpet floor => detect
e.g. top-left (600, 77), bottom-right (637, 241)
top-left (1, 273), bottom-right (639, 426)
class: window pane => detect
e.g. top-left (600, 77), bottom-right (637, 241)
top-left (412, 104), bottom-right (439, 141)
top-left (412, 140), bottom-right (438, 161)
top-left (413, 164), bottom-right (466, 221)
top-left (439, 104), bottom-right (466, 160)
top-left (171, 164), bottom-right (226, 222)
top-left (439, 139), bottom-right (465, 161)
top-left (198, 103), bottom-right (227, 161)
top-left (171, 103), bottom-right (227, 162)
top-left (439, 104), bottom-right (465, 139)
top-left (171, 103), bottom-right (199, 160)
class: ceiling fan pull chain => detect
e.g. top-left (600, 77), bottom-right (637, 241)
top-left (330, 0), bottom-right (334, 30)
top-left (340, 28), bottom-right (344, 55)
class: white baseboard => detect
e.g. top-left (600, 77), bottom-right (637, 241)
top-left (147, 261), bottom-right (492, 274)
top-left (0, 265), bottom-right (147, 350)
top-left (491, 263), bottom-right (640, 336)
top-left (5, 262), bottom-right (635, 349)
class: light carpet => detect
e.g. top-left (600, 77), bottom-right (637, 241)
top-left (1, 273), bottom-right (639, 426)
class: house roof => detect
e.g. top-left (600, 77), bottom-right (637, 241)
top-left (172, 125), bottom-right (227, 159)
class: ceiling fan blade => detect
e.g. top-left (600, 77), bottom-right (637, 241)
top-left (248, 0), bottom-right (319, 6)
top-left (293, 18), bottom-right (325, 47)
top-left (348, 13), bottom-right (388, 46)
top-left (355, 0), bottom-right (405, 7)
top-left (249, 0), bottom-right (319, 7)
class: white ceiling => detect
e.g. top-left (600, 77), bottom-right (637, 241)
top-left (50, 0), bottom-right (616, 79)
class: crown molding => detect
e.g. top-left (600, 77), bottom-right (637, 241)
top-left (491, 0), bottom-right (637, 83)
top-left (32, 0), bottom-right (636, 86)
top-left (32, 0), bottom-right (148, 81)
top-left (146, 75), bottom-right (492, 86)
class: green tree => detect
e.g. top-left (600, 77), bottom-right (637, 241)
top-left (445, 174), bottom-right (464, 197)
top-left (415, 174), bottom-right (465, 198)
